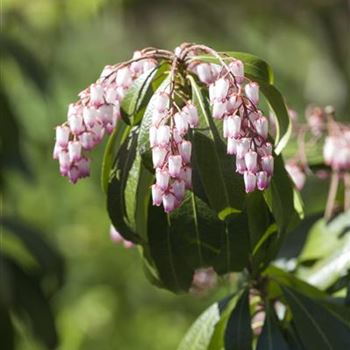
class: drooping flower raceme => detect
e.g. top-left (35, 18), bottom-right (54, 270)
top-left (150, 90), bottom-right (199, 213)
top-left (53, 52), bottom-right (157, 183)
top-left (54, 44), bottom-right (277, 214)
top-left (193, 58), bottom-right (273, 193)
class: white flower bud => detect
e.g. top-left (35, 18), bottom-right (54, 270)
top-left (244, 171), bottom-right (256, 193)
top-left (163, 193), bottom-right (177, 213)
top-left (227, 115), bottom-right (241, 138)
top-left (245, 82), bottom-right (259, 104)
top-left (181, 166), bottom-right (192, 189)
top-left (236, 157), bottom-right (246, 174)
top-left (79, 132), bottom-right (96, 150)
top-left (151, 184), bottom-right (163, 206)
top-left (154, 92), bottom-right (169, 113)
top-left (229, 60), bottom-right (244, 84)
top-left (58, 150), bottom-right (70, 175)
top-left (68, 141), bottom-right (82, 162)
top-left (90, 83), bottom-right (104, 106)
top-left (152, 147), bottom-right (167, 168)
top-left (149, 126), bottom-right (158, 147)
top-left (69, 114), bottom-right (84, 135)
top-left (261, 155), bottom-right (274, 175)
top-left (255, 116), bottom-right (268, 139)
top-left (179, 140), bottom-right (192, 163)
top-left (227, 137), bottom-right (238, 155)
top-left (212, 100), bottom-right (227, 119)
top-left (183, 103), bottom-right (199, 128)
top-left (196, 63), bottom-right (214, 84)
top-left (245, 151), bottom-right (258, 172)
top-left (83, 107), bottom-right (98, 128)
top-left (116, 67), bottom-right (132, 88)
top-left (257, 171), bottom-right (269, 191)
top-left (169, 155), bottom-right (183, 177)
top-left (56, 125), bottom-right (70, 147)
top-left (171, 180), bottom-right (186, 201)
top-left (156, 168), bottom-right (170, 190)
top-left (68, 166), bottom-right (80, 184)
top-left (90, 122), bottom-right (105, 143)
top-left (97, 105), bottom-right (114, 125)
top-left (236, 138), bottom-right (251, 158)
top-left (213, 78), bottom-right (229, 101)
top-left (76, 157), bottom-right (90, 178)
top-left (174, 112), bottom-right (189, 135)
top-left (157, 125), bottom-right (171, 146)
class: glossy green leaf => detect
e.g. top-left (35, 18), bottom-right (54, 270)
top-left (188, 74), bottom-right (245, 219)
top-left (256, 303), bottom-right (289, 350)
top-left (101, 119), bottom-right (130, 193)
top-left (224, 289), bottom-right (252, 350)
top-left (282, 286), bottom-right (350, 350)
top-left (177, 303), bottom-right (220, 350)
top-left (107, 128), bottom-right (142, 243)
top-left (208, 293), bottom-right (242, 350)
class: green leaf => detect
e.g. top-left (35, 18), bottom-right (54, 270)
top-left (188, 74), bottom-right (245, 219)
top-left (299, 213), bottom-right (350, 262)
top-left (257, 303), bottom-right (289, 350)
top-left (260, 83), bottom-right (291, 154)
top-left (121, 64), bottom-right (167, 125)
top-left (101, 119), bottom-right (130, 193)
top-left (208, 293), bottom-right (242, 350)
top-left (224, 289), bottom-right (252, 350)
top-left (282, 286), bottom-right (350, 350)
top-left (107, 128), bottom-right (142, 243)
top-left (177, 303), bottom-right (221, 350)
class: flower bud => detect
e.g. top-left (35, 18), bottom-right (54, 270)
top-left (245, 82), bottom-right (259, 104)
top-left (90, 122), bottom-right (105, 143)
top-left (152, 110), bottom-right (166, 126)
top-left (261, 155), bottom-right (274, 175)
top-left (245, 151), bottom-right (258, 172)
top-left (183, 103), bottom-right (199, 128)
top-left (53, 142), bottom-right (62, 160)
top-left (116, 67), bottom-right (132, 88)
top-left (68, 141), bottom-right (82, 162)
top-left (152, 147), bottom-right (167, 168)
top-left (285, 164), bottom-right (305, 190)
top-left (169, 155), bottom-right (182, 177)
top-left (83, 107), bottom-right (98, 128)
top-left (229, 60), bottom-right (244, 84)
top-left (156, 168), bottom-right (170, 190)
top-left (213, 78), bottom-right (229, 101)
top-left (212, 100), bottom-right (227, 119)
top-left (163, 193), bottom-right (177, 213)
top-left (76, 157), bottom-right (90, 178)
top-left (196, 63), bottom-right (214, 84)
top-left (179, 141), bottom-right (192, 163)
top-left (226, 95), bottom-right (240, 113)
top-left (69, 114), bottom-right (84, 135)
top-left (142, 59), bottom-right (157, 73)
top-left (172, 180), bottom-right (186, 201)
top-left (236, 138), bottom-right (251, 159)
top-left (79, 132), bottom-right (95, 150)
top-left (227, 137), bottom-right (238, 155)
top-left (227, 115), bottom-right (241, 138)
top-left (68, 166), bottom-right (80, 184)
top-left (157, 125), bottom-right (171, 146)
top-left (257, 171), bottom-right (269, 191)
top-left (56, 125), bottom-right (70, 147)
top-left (236, 157), bottom-right (246, 174)
top-left (90, 83), bottom-right (104, 106)
top-left (58, 150), bottom-right (70, 175)
top-left (97, 105), bottom-right (114, 125)
top-left (154, 92), bottom-right (169, 113)
top-left (151, 184), bottom-right (163, 206)
top-left (174, 112), bottom-right (189, 135)
top-left (244, 171), bottom-right (256, 193)
top-left (105, 87), bottom-right (118, 104)
top-left (255, 116), bottom-right (268, 139)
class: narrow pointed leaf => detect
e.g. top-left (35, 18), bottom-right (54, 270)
top-left (282, 286), bottom-right (350, 350)
top-left (224, 289), bottom-right (252, 350)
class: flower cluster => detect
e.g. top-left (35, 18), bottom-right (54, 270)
top-left (324, 131), bottom-right (350, 172)
top-left (150, 90), bottom-right (199, 212)
top-left (189, 267), bottom-right (218, 295)
top-left (53, 52), bottom-right (157, 183)
top-left (195, 59), bottom-right (274, 193)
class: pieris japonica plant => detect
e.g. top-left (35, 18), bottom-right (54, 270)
top-left (54, 43), bottom-right (350, 349)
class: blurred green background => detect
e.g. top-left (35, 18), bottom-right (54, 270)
top-left (1, 0), bottom-right (349, 349)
